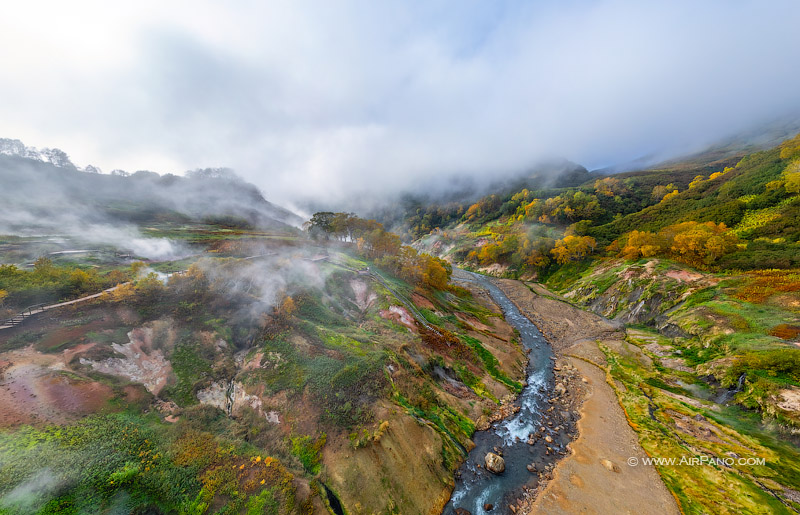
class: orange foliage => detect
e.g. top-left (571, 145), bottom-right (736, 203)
top-left (769, 324), bottom-right (800, 340)
top-left (732, 269), bottom-right (800, 303)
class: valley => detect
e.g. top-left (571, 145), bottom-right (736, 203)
top-left (1, 132), bottom-right (800, 514)
top-left (3, 3), bottom-right (800, 513)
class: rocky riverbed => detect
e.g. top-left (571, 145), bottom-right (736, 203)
top-left (445, 271), bottom-right (586, 515)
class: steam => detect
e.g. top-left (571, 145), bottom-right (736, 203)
top-left (196, 248), bottom-right (331, 320)
top-left (0, 469), bottom-right (62, 513)
top-left (76, 223), bottom-right (183, 261)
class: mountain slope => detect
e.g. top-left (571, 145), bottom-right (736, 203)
top-left (0, 139), bottom-right (303, 232)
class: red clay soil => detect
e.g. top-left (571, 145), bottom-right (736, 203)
top-left (0, 346), bottom-right (113, 427)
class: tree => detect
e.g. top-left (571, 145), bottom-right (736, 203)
top-left (305, 212), bottom-right (337, 240)
top-left (594, 177), bottom-right (628, 197)
top-left (551, 235), bottom-right (596, 264)
top-left (616, 221), bottom-right (739, 267)
top-left (784, 159), bottom-right (800, 194)
top-left (651, 184), bottom-right (675, 201)
top-left (620, 230), bottom-right (663, 260)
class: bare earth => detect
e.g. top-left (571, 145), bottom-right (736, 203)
top-left (494, 280), bottom-right (680, 515)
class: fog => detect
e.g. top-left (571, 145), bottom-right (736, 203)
top-left (0, 142), bottom-right (301, 261)
top-left (1, 1), bottom-right (800, 208)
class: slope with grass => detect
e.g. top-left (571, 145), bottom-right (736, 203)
top-left (0, 237), bottom-right (529, 514)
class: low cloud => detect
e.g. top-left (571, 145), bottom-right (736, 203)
top-left (1, 1), bottom-right (799, 207)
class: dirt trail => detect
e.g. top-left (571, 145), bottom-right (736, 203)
top-left (494, 280), bottom-right (679, 515)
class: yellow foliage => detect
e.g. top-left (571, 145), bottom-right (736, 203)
top-left (688, 175), bottom-right (705, 189)
top-left (617, 221), bottom-right (738, 267)
top-left (108, 282), bottom-right (136, 303)
top-left (785, 159), bottom-right (800, 194)
top-left (779, 133), bottom-right (800, 160)
top-left (661, 189), bottom-right (680, 203)
top-left (551, 235), bottom-right (596, 265)
top-left (279, 296), bottom-right (296, 316)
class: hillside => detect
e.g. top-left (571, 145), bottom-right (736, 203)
top-left (412, 132), bottom-right (800, 275)
top-left (0, 204), bottom-right (534, 514)
top-left (402, 132), bottom-right (800, 512)
top-left (0, 139), bottom-right (303, 233)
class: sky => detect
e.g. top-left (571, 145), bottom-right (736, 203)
top-left (2, 0), bottom-right (800, 207)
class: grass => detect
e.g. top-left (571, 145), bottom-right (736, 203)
top-left (165, 338), bottom-right (214, 406)
top-left (459, 334), bottom-right (522, 393)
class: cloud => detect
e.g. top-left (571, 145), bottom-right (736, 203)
top-left (1, 1), bottom-right (799, 206)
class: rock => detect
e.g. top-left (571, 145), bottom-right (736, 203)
top-left (484, 503), bottom-right (494, 511)
top-left (454, 509), bottom-right (471, 515)
top-left (554, 382), bottom-right (567, 396)
top-left (527, 463), bottom-right (536, 472)
top-left (582, 377), bottom-right (589, 384)
top-left (476, 415), bottom-right (490, 431)
top-left (544, 435), bottom-right (553, 443)
top-left (601, 459), bottom-right (620, 473)
top-left (484, 452), bottom-right (505, 474)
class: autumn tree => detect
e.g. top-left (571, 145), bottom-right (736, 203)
top-left (784, 159), bottom-right (800, 194)
top-left (616, 221), bottom-right (739, 267)
top-left (620, 230), bottom-right (663, 260)
top-left (651, 183), bottom-right (676, 201)
top-left (594, 177), bottom-right (628, 197)
top-left (550, 235), bottom-right (596, 265)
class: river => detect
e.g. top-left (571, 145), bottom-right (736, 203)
top-left (444, 270), bottom-right (554, 514)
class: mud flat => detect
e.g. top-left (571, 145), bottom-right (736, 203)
top-left (494, 280), bottom-right (679, 515)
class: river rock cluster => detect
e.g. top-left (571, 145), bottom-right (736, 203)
top-left (510, 358), bottom-right (588, 513)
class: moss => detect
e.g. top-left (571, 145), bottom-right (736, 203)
top-left (165, 338), bottom-right (214, 406)
top-left (459, 335), bottom-right (522, 393)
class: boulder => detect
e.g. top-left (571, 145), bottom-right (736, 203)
top-left (554, 382), bottom-right (567, 396)
top-left (484, 452), bottom-right (505, 474)
top-left (601, 459), bottom-right (620, 473)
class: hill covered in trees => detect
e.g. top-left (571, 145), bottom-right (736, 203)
top-left (409, 133), bottom-right (800, 277)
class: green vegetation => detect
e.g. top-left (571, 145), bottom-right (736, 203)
top-left (599, 337), bottom-right (800, 514)
top-left (0, 413), bottom-right (299, 515)
top-left (460, 335), bottom-right (522, 393)
top-left (0, 257), bottom-right (124, 308)
top-left (407, 133), bottom-right (800, 277)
